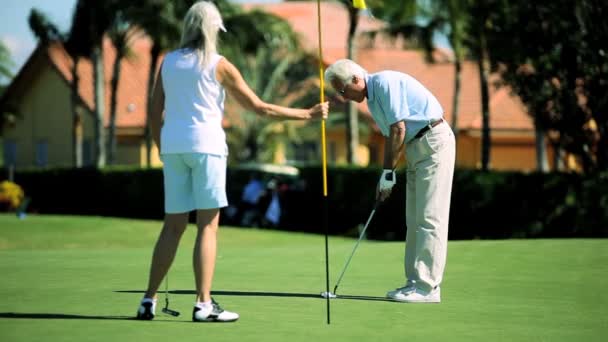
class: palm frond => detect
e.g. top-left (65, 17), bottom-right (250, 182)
top-left (261, 55), bottom-right (291, 102)
top-left (0, 41), bottom-right (14, 79)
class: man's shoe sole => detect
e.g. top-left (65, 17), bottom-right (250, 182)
top-left (192, 317), bottom-right (239, 323)
top-left (388, 296), bottom-right (441, 303)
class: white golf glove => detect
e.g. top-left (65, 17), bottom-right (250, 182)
top-left (377, 169), bottom-right (396, 201)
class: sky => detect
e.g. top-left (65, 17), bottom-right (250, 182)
top-left (0, 0), bottom-right (281, 82)
top-left (0, 0), bottom-right (77, 80)
top-left (0, 0), bottom-right (446, 83)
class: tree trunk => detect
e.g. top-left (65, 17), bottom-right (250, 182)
top-left (92, 44), bottom-right (106, 168)
top-left (535, 123), bottom-right (548, 172)
top-left (145, 47), bottom-right (160, 168)
top-left (477, 34), bottom-right (491, 171)
top-left (598, 123), bottom-right (608, 171)
top-left (448, 0), bottom-right (463, 142)
top-left (71, 56), bottom-right (83, 168)
top-left (108, 50), bottom-right (123, 166)
top-left (450, 58), bottom-right (462, 140)
top-left (346, 6), bottom-right (359, 165)
top-left (553, 139), bottom-right (563, 171)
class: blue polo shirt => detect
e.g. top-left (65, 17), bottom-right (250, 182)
top-left (365, 71), bottom-right (443, 142)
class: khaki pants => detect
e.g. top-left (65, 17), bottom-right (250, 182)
top-left (404, 122), bottom-right (455, 292)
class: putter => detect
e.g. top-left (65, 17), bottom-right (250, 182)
top-left (162, 273), bottom-right (180, 317)
top-left (321, 200), bottom-right (381, 299)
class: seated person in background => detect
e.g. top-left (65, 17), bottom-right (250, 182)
top-left (240, 174), bottom-right (266, 226)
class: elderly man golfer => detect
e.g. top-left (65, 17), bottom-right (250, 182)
top-left (325, 59), bottom-right (455, 303)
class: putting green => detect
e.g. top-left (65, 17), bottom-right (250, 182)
top-left (0, 214), bottom-right (606, 341)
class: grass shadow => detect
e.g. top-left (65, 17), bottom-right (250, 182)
top-left (116, 289), bottom-right (397, 303)
top-left (0, 312), bottom-right (134, 321)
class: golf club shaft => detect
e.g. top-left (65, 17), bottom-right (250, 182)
top-left (165, 273), bottom-right (170, 308)
top-left (162, 273), bottom-right (180, 316)
top-left (333, 202), bottom-right (379, 294)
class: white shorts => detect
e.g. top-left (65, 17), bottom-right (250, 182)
top-left (161, 153), bottom-right (228, 213)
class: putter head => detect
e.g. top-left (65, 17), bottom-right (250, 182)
top-left (162, 307), bottom-right (181, 317)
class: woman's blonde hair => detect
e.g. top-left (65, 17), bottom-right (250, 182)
top-left (179, 1), bottom-right (226, 67)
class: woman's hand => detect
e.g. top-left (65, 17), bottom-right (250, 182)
top-left (308, 102), bottom-right (329, 120)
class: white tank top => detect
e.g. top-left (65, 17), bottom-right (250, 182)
top-left (160, 49), bottom-right (228, 156)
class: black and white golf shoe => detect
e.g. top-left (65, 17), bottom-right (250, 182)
top-left (136, 298), bottom-right (156, 320)
top-left (192, 299), bottom-right (239, 323)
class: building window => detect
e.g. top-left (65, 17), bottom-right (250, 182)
top-left (83, 139), bottom-right (93, 166)
top-left (369, 145), bottom-right (379, 165)
top-left (3, 140), bottom-right (17, 167)
top-left (291, 142), bottom-right (318, 163)
top-left (329, 141), bottom-right (337, 163)
top-left (36, 141), bottom-right (48, 167)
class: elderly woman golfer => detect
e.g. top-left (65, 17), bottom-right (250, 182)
top-left (136, 1), bottom-right (328, 322)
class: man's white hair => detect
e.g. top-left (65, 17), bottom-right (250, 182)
top-left (324, 59), bottom-right (367, 85)
top-left (179, 1), bottom-right (226, 68)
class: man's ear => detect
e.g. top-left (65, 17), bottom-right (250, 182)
top-left (352, 75), bottom-right (359, 84)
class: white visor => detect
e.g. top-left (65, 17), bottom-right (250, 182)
top-left (213, 19), bottom-right (227, 32)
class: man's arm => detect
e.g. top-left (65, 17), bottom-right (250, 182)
top-left (377, 120), bottom-right (406, 201)
top-left (383, 120), bottom-right (406, 169)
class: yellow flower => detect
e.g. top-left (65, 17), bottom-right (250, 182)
top-left (0, 181), bottom-right (25, 209)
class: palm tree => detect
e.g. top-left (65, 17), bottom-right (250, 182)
top-left (132, 0), bottom-right (305, 166)
top-left (337, 0), bottom-right (364, 165)
top-left (128, 0), bottom-right (181, 167)
top-left (364, 0), bottom-right (466, 139)
top-left (366, 0), bottom-right (498, 171)
top-left (67, 0), bottom-right (117, 168)
top-left (224, 48), bottom-right (319, 164)
top-left (0, 41), bottom-right (14, 83)
top-left (0, 41), bottom-right (15, 134)
top-left (219, 4), bottom-right (315, 163)
top-left (466, 0), bottom-right (494, 171)
top-left (444, 0), bottom-right (467, 140)
top-left (28, 9), bottom-right (86, 167)
top-left (106, 11), bottom-right (142, 165)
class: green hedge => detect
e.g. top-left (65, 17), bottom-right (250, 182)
top-left (5, 167), bottom-right (165, 219)
top-left (2, 166), bottom-right (607, 240)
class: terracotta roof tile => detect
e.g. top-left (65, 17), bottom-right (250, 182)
top-left (247, 1), bottom-right (533, 132)
top-left (244, 1), bottom-right (386, 54)
top-left (47, 37), bottom-right (154, 128)
top-left (41, 1), bottom-right (532, 132)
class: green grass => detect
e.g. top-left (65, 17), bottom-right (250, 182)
top-left (0, 214), bottom-right (606, 341)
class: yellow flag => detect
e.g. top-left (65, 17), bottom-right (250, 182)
top-left (353, 0), bottom-right (367, 9)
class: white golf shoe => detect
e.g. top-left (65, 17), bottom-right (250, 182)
top-left (136, 298), bottom-right (156, 320)
top-left (192, 299), bottom-right (239, 322)
top-left (386, 284), bottom-right (416, 299)
top-left (388, 286), bottom-right (441, 303)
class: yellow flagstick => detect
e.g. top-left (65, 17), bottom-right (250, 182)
top-left (353, 0), bottom-right (367, 9)
top-left (316, 0), bottom-right (331, 325)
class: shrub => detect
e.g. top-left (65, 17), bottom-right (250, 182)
top-left (0, 180), bottom-right (24, 210)
top-left (2, 166), bottom-right (607, 239)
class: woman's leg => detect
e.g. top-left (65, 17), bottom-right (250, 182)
top-left (193, 208), bottom-right (220, 303)
top-left (144, 213), bottom-right (189, 299)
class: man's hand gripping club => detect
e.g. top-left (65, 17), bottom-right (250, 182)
top-left (376, 169), bottom-right (396, 202)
